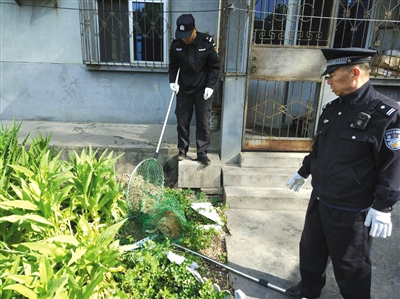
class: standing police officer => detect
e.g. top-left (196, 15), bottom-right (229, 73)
top-left (285, 48), bottom-right (400, 298)
top-left (169, 14), bottom-right (220, 166)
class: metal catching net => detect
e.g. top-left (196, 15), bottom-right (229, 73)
top-left (126, 165), bottom-right (187, 241)
top-left (126, 158), bottom-right (164, 208)
top-left (126, 68), bottom-right (184, 241)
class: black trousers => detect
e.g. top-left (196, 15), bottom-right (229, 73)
top-left (175, 89), bottom-right (211, 158)
top-left (298, 198), bottom-right (372, 299)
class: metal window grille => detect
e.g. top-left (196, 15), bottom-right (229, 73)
top-left (79, 0), bottom-right (170, 69)
top-left (251, 0), bottom-right (400, 79)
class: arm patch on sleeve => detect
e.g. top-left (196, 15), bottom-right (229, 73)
top-left (385, 128), bottom-right (400, 150)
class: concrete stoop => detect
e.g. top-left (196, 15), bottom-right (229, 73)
top-left (223, 186), bottom-right (310, 210)
top-left (176, 151), bottom-right (311, 208)
top-left (177, 153), bottom-right (222, 193)
top-left (222, 152), bottom-right (311, 210)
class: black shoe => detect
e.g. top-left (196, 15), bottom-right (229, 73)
top-left (197, 156), bottom-right (211, 166)
top-left (285, 285), bottom-right (319, 299)
top-left (177, 152), bottom-right (186, 161)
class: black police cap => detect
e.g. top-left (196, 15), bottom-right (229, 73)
top-left (321, 47), bottom-right (377, 76)
top-left (175, 14), bottom-right (195, 39)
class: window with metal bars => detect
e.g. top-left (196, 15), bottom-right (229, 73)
top-left (252, 0), bottom-right (400, 79)
top-left (80, 0), bottom-right (169, 68)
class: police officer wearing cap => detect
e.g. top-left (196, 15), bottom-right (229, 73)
top-left (169, 14), bottom-right (220, 166)
top-left (285, 48), bottom-right (400, 298)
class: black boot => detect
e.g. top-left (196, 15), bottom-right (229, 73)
top-left (285, 285), bottom-right (320, 298)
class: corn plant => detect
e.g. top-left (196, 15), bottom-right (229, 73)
top-left (68, 147), bottom-right (125, 229)
top-left (0, 151), bottom-right (74, 244)
top-left (0, 124), bottom-right (128, 298)
top-left (0, 121), bottom-right (30, 192)
top-left (0, 219), bottom-right (126, 299)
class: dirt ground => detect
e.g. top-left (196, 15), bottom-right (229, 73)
top-left (198, 233), bottom-right (232, 292)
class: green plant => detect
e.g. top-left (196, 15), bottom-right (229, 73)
top-left (115, 241), bottom-right (227, 299)
top-left (159, 188), bottom-right (220, 251)
top-left (0, 121), bottom-right (30, 192)
top-left (0, 122), bottom-right (229, 299)
top-left (68, 147), bottom-right (125, 227)
top-left (0, 125), bottom-right (128, 298)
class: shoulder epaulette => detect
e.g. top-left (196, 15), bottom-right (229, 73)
top-left (322, 98), bottom-right (339, 110)
top-left (375, 103), bottom-right (398, 117)
top-left (204, 35), bottom-right (213, 42)
top-left (202, 34), bottom-right (216, 49)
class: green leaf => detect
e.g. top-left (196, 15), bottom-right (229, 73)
top-left (97, 219), bottom-right (127, 245)
top-left (67, 247), bottom-right (87, 266)
top-left (47, 235), bottom-right (79, 247)
top-left (28, 181), bottom-right (41, 197)
top-left (3, 284), bottom-right (37, 299)
top-left (47, 277), bottom-right (68, 298)
top-left (9, 256), bottom-right (21, 275)
top-left (8, 275), bottom-right (35, 285)
top-left (9, 165), bottom-right (35, 178)
top-left (0, 200), bottom-right (39, 211)
top-left (20, 242), bottom-right (67, 259)
top-left (0, 214), bottom-right (53, 226)
top-left (81, 269), bottom-right (105, 299)
top-left (39, 255), bottom-right (53, 286)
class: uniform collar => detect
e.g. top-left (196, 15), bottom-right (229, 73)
top-left (180, 32), bottom-right (200, 47)
top-left (339, 81), bottom-right (373, 106)
top-left (192, 32), bottom-right (200, 45)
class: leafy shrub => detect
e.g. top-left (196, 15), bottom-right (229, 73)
top-left (0, 123), bottom-right (127, 298)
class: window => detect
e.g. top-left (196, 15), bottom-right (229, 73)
top-left (80, 0), bottom-right (169, 68)
top-left (251, 0), bottom-right (399, 79)
top-left (333, 0), bottom-right (373, 48)
top-left (253, 0), bottom-right (331, 46)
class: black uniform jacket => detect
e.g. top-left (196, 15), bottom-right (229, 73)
top-left (169, 32), bottom-right (220, 94)
top-left (298, 81), bottom-right (400, 211)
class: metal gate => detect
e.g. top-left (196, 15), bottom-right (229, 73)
top-left (241, 0), bottom-right (400, 151)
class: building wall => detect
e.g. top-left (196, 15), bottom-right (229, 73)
top-left (0, 0), bottom-right (220, 124)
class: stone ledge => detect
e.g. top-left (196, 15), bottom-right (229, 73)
top-left (178, 153), bottom-right (221, 188)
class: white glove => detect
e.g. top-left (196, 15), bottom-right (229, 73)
top-left (285, 173), bottom-right (307, 192)
top-left (170, 83), bottom-right (179, 94)
top-left (364, 208), bottom-right (392, 238)
top-left (203, 87), bottom-right (214, 100)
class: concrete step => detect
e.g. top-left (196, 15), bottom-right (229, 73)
top-left (223, 186), bottom-right (310, 210)
top-left (222, 164), bottom-right (312, 189)
top-left (239, 152), bottom-right (307, 168)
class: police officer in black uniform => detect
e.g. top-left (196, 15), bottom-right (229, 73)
top-left (285, 48), bottom-right (400, 299)
top-left (169, 14), bottom-right (220, 166)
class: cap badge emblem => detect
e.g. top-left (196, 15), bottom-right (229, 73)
top-left (180, 25), bottom-right (185, 31)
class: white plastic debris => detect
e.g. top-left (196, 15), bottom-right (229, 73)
top-left (186, 266), bottom-right (204, 283)
top-left (166, 249), bottom-right (226, 294)
top-left (166, 251), bottom-right (198, 269)
top-left (166, 251), bottom-right (186, 265)
top-left (119, 237), bottom-right (152, 252)
top-left (213, 283), bottom-right (221, 292)
top-left (191, 202), bottom-right (224, 226)
top-left (201, 224), bottom-right (223, 232)
top-left (190, 261), bottom-right (199, 270)
top-left (222, 290), bottom-right (233, 299)
top-left (235, 289), bottom-right (247, 299)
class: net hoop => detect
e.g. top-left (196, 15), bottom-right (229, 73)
top-left (126, 158), bottom-right (164, 213)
